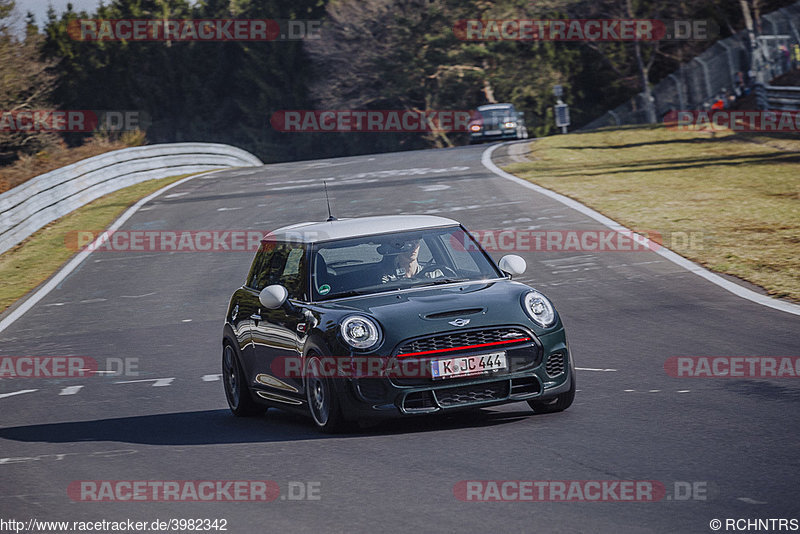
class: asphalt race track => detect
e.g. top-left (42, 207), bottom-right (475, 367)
top-left (0, 143), bottom-right (798, 533)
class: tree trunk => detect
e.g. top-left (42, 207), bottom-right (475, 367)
top-left (628, 0), bottom-right (656, 123)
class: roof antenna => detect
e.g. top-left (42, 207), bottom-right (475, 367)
top-left (324, 181), bottom-right (337, 221)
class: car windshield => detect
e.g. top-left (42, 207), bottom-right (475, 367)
top-left (478, 108), bottom-right (514, 121)
top-left (310, 226), bottom-right (501, 301)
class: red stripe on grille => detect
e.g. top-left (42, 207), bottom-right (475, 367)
top-left (397, 337), bottom-right (531, 358)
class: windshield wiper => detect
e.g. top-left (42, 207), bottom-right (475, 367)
top-left (423, 278), bottom-right (471, 286)
top-left (324, 290), bottom-right (367, 299)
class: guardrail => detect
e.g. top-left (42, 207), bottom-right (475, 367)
top-left (0, 143), bottom-right (262, 256)
top-left (766, 85), bottom-right (800, 110)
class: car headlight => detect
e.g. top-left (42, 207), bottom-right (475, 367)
top-left (469, 124), bottom-right (482, 132)
top-left (523, 291), bottom-right (556, 327)
top-left (503, 121), bottom-right (517, 128)
top-left (340, 316), bottom-right (381, 349)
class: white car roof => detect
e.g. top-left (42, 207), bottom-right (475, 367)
top-left (267, 215), bottom-right (460, 243)
top-left (478, 104), bottom-right (514, 110)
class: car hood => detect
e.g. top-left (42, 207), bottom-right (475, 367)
top-left (310, 280), bottom-right (560, 354)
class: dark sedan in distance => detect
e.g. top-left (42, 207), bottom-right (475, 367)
top-left (468, 103), bottom-right (529, 143)
top-left (222, 215), bottom-right (574, 432)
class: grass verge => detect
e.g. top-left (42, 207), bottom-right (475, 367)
top-left (503, 125), bottom-right (800, 301)
top-left (0, 172), bottom-right (201, 313)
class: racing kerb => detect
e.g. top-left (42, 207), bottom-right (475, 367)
top-left (0, 143), bottom-right (263, 256)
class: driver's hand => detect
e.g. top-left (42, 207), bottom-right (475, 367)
top-left (423, 268), bottom-right (444, 279)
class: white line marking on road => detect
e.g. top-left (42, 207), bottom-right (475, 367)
top-left (115, 378), bottom-right (175, 387)
top-left (181, 319), bottom-right (192, 323)
top-left (420, 184), bottom-right (450, 191)
top-left (164, 192), bottom-right (190, 198)
top-left (93, 254), bottom-right (160, 263)
top-left (737, 497), bottom-right (767, 504)
top-left (627, 261), bottom-right (663, 266)
top-left (217, 207), bottom-right (243, 211)
top-left (59, 385), bottom-right (84, 395)
top-left (0, 389), bottom-right (37, 399)
top-left (576, 367), bottom-right (618, 372)
top-left (649, 389), bottom-right (661, 393)
top-left (44, 302), bottom-right (68, 307)
top-left (552, 267), bottom-right (602, 274)
top-left (677, 390), bottom-right (691, 393)
top-left (303, 161), bottom-right (354, 168)
top-left (202, 374), bottom-right (222, 382)
top-left (482, 143), bottom-right (800, 317)
top-left (624, 389), bottom-right (635, 392)
top-left (120, 292), bottom-right (156, 298)
top-left (79, 298), bottom-right (107, 304)
top-left (0, 169), bottom-right (231, 335)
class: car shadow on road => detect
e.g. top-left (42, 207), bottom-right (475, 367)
top-left (0, 407), bottom-right (536, 445)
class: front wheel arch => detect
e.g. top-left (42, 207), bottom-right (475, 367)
top-left (222, 339), bottom-right (262, 417)
top-left (304, 352), bottom-right (350, 433)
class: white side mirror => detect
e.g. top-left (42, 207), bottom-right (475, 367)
top-left (498, 254), bottom-right (526, 277)
top-left (259, 285), bottom-right (288, 309)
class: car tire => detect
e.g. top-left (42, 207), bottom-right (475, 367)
top-left (222, 342), bottom-right (262, 417)
top-left (305, 355), bottom-right (348, 433)
top-left (527, 374), bottom-right (575, 414)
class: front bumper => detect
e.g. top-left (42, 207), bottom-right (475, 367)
top-left (334, 327), bottom-right (571, 420)
top-left (470, 128), bottom-right (519, 141)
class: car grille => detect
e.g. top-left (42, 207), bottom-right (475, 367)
top-left (390, 327), bottom-right (540, 387)
top-left (545, 352), bottom-right (565, 377)
top-left (396, 327), bottom-right (531, 356)
top-left (433, 381), bottom-right (510, 407)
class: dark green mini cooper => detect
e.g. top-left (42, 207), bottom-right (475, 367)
top-left (222, 215), bottom-right (574, 432)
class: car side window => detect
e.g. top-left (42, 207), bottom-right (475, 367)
top-left (249, 242), bottom-right (290, 291)
top-left (438, 230), bottom-right (483, 276)
top-left (279, 246), bottom-right (308, 300)
top-left (246, 243), bottom-right (274, 289)
top-left (417, 239), bottom-right (434, 264)
top-left (248, 242), bottom-right (308, 300)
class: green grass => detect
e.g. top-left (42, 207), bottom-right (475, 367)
top-left (503, 125), bottom-right (800, 301)
top-left (0, 173), bottom-right (202, 312)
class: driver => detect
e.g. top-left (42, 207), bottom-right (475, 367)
top-left (379, 239), bottom-right (442, 283)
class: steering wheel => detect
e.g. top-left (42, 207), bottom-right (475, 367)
top-left (417, 265), bottom-right (457, 278)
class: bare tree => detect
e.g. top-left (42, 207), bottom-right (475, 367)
top-left (305, 0), bottom-right (489, 146)
top-left (0, 0), bottom-right (57, 164)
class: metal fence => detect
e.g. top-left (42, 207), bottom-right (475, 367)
top-left (0, 143), bottom-right (262, 256)
top-left (583, 2), bottom-right (800, 129)
top-left (767, 84), bottom-right (800, 109)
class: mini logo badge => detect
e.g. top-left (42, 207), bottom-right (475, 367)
top-left (500, 332), bottom-right (524, 339)
top-left (448, 318), bottom-right (470, 327)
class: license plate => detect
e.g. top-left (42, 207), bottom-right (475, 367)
top-left (485, 130), bottom-right (501, 135)
top-left (431, 352), bottom-right (507, 380)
